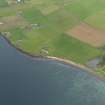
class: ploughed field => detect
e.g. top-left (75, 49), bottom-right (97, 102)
top-left (1, 0), bottom-right (105, 64)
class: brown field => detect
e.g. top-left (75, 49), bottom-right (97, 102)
top-left (67, 23), bottom-right (105, 47)
top-left (0, 16), bottom-right (28, 31)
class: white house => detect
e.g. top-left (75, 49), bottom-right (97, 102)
top-left (17, 0), bottom-right (22, 3)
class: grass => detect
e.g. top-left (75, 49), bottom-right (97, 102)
top-left (85, 10), bottom-right (105, 30)
top-left (46, 9), bottom-right (80, 32)
top-left (8, 28), bottom-right (25, 43)
top-left (0, 0), bottom-right (8, 8)
top-left (0, 0), bottom-right (104, 65)
top-left (65, 0), bottom-right (105, 20)
top-left (22, 8), bottom-right (44, 23)
top-left (9, 28), bottom-right (101, 64)
top-left (50, 34), bottom-right (101, 64)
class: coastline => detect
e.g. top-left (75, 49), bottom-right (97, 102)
top-left (1, 34), bottom-right (105, 81)
top-left (0, 35), bottom-right (90, 71)
top-left (0, 34), bottom-right (44, 58)
top-left (47, 56), bottom-right (105, 82)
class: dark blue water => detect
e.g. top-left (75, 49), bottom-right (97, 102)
top-left (0, 37), bottom-right (105, 105)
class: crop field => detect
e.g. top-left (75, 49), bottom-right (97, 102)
top-left (1, 0), bottom-right (105, 64)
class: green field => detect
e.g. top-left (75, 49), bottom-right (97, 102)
top-left (1, 0), bottom-right (105, 64)
top-left (85, 10), bottom-right (105, 30)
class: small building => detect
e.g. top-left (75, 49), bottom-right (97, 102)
top-left (31, 23), bottom-right (40, 29)
top-left (17, 0), bottom-right (21, 3)
top-left (7, 0), bottom-right (23, 5)
top-left (16, 0), bottom-right (24, 3)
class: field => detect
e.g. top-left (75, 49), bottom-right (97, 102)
top-left (68, 23), bottom-right (105, 47)
top-left (1, 0), bottom-right (105, 64)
